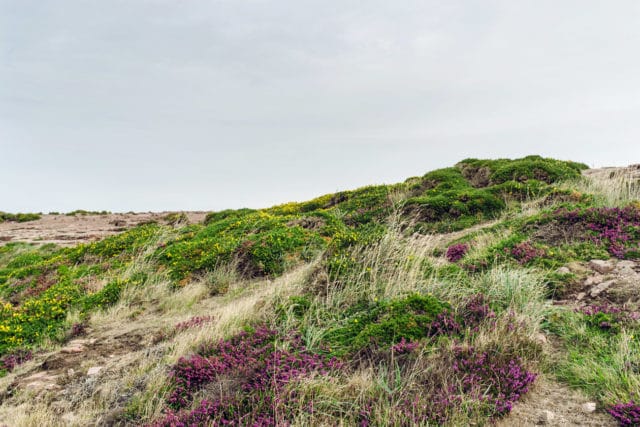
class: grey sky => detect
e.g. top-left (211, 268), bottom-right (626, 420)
top-left (2, 1), bottom-right (640, 212)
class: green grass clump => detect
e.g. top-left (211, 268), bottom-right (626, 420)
top-left (544, 308), bottom-right (640, 405)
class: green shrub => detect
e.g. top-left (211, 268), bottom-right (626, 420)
top-left (458, 156), bottom-right (587, 185)
top-left (203, 209), bottom-right (257, 225)
top-left (65, 210), bottom-right (110, 216)
top-left (323, 294), bottom-right (449, 356)
top-left (0, 212), bottom-right (41, 223)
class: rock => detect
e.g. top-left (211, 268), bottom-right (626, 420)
top-left (582, 402), bottom-right (597, 413)
top-left (87, 366), bottom-right (103, 376)
top-left (590, 280), bottom-right (615, 297)
top-left (538, 410), bottom-right (555, 424)
top-left (61, 338), bottom-right (94, 354)
top-left (576, 292), bottom-right (586, 301)
top-left (616, 265), bottom-right (637, 277)
top-left (584, 275), bottom-right (604, 286)
top-left (556, 266), bottom-right (571, 275)
top-left (61, 345), bottom-right (84, 354)
top-left (589, 260), bottom-right (615, 274)
top-left (21, 371), bottom-right (61, 391)
top-left (616, 260), bottom-right (637, 269)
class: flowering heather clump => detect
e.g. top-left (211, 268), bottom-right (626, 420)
top-left (509, 241), bottom-right (545, 264)
top-left (0, 349), bottom-right (32, 373)
top-left (70, 322), bottom-right (86, 337)
top-left (390, 337), bottom-right (420, 354)
top-left (554, 206), bottom-right (640, 259)
top-left (167, 327), bottom-right (278, 408)
top-left (578, 304), bottom-right (639, 332)
top-left (451, 346), bottom-right (537, 416)
top-left (153, 397), bottom-right (282, 427)
top-left (446, 243), bottom-right (469, 262)
top-left (427, 310), bottom-right (462, 336)
top-left (174, 315), bottom-right (214, 331)
top-left (608, 401), bottom-right (640, 426)
top-left (461, 294), bottom-right (496, 330)
top-left (154, 327), bottom-right (340, 425)
top-left (359, 346), bottom-right (537, 425)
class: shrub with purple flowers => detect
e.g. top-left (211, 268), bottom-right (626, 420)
top-left (174, 315), bottom-right (214, 331)
top-left (553, 206), bottom-right (640, 259)
top-left (153, 326), bottom-right (340, 425)
top-left (460, 294), bottom-right (496, 330)
top-left (608, 401), bottom-right (640, 426)
top-left (390, 337), bottom-right (420, 355)
top-left (0, 349), bottom-right (32, 374)
top-left (451, 346), bottom-right (537, 416)
top-left (446, 243), bottom-right (469, 262)
top-left (578, 304), bottom-right (639, 333)
top-left (70, 322), bottom-right (86, 337)
top-left (358, 344), bottom-right (538, 425)
top-left (508, 241), bottom-right (546, 265)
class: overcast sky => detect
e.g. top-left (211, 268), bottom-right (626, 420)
top-left (2, 1), bottom-right (640, 212)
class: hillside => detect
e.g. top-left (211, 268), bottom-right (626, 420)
top-left (0, 156), bottom-right (638, 426)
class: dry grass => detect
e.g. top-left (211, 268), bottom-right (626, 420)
top-left (565, 168), bottom-right (640, 207)
top-left (0, 230), bottom-right (318, 426)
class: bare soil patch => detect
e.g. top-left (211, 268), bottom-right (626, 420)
top-left (0, 212), bottom-right (208, 247)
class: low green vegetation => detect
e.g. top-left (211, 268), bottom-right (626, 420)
top-left (3, 156), bottom-right (639, 426)
top-left (65, 209), bottom-right (111, 216)
top-left (0, 212), bottom-right (41, 223)
top-left (544, 306), bottom-right (640, 406)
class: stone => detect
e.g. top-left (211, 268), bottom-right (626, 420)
top-left (582, 402), bottom-right (597, 413)
top-left (616, 265), bottom-right (637, 277)
top-left (21, 371), bottom-right (61, 391)
top-left (590, 280), bottom-right (615, 297)
top-left (556, 266), bottom-right (571, 275)
top-left (538, 410), bottom-right (555, 424)
top-left (87, 366), bottom-right (103, 376)
top-left (61, 345), bottom-right (84, 354)
top-left (589, 260), bottom-right (615, 274)
top-left (616, 260), bottom-right (637, 269)
top-left (576, 292), bottom-right (586, 301)
top-left (584, 275), bottom-right (604, 286)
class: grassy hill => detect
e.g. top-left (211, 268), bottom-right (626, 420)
top-left (0, 156), bottom-right (638, 426)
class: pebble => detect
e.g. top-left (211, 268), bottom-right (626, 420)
top-left (538, 410), bottom-right (555, 424)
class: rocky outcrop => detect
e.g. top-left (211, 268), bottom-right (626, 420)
top-left (559, 259), bottom-right (640, 308)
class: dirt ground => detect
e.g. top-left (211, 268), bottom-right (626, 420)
top-left (495, 376), bottom-right (616, 426)
top-left (0, 212), bottom-right (208, 247)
